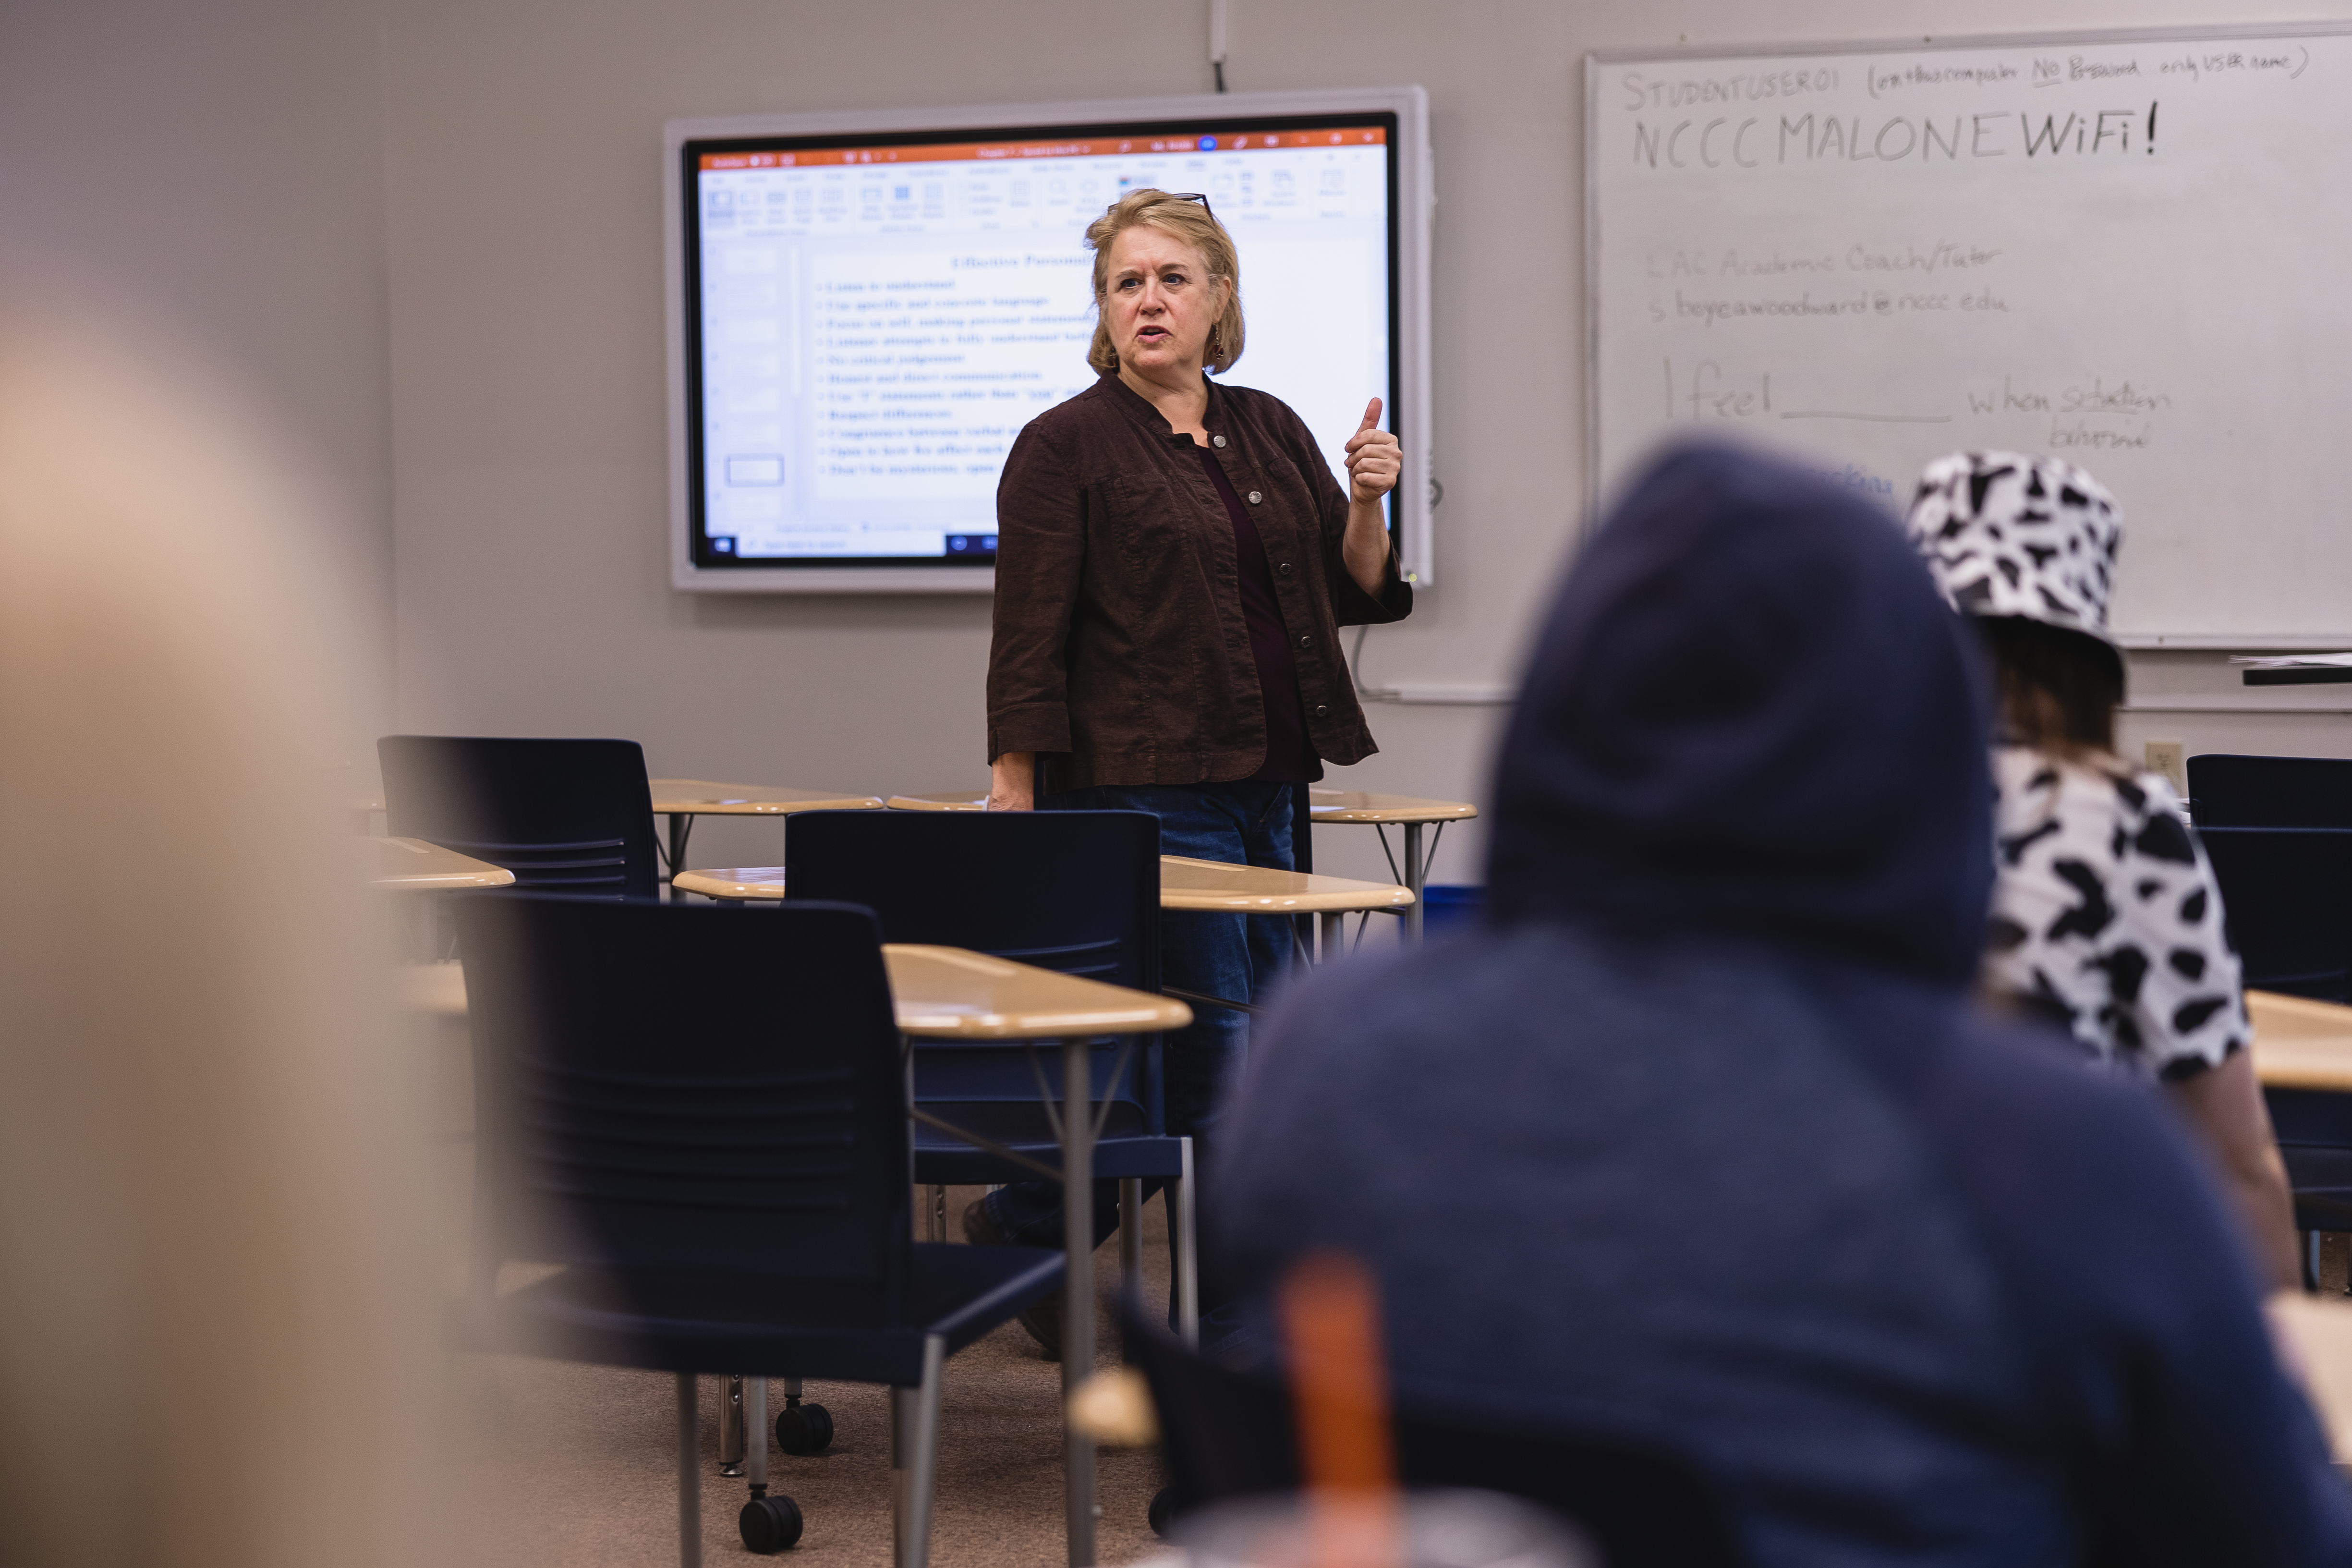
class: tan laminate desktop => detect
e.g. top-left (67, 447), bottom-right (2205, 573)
top-left (368, 836), bottom-right (515, 892)
top-left (890, 787), bottom-right (1473, 945)
top-left (1303, 786), bottom-right (1479, 824)
top-left (884, 944), bottom-right (1190, 1039)
top-left (893, 788), bottom-right (1481, 824)
top-left (398, 945), bottom-right (1188, 1038)
top-left (671, 866), bottom-right (791, 900)
top-left (356, 782), bottom-right (881, 817)
top-left (646, 780), bottom-right (883, 891)
top-left (1158, 854), bottom-right (1413, 914)
top-left (2252, 991), bottom-right (2352, 1093)
top-left (673, 859), bottom-right (1413, 919)
top-left (2268, 1293), bottom-right (2352, 1464)
top-left (894, 786), bottom-right (1483, 825)
top-left (886, 792), bottom-right (986, 812)
top-left (650, 779), bottom-right (883, 815)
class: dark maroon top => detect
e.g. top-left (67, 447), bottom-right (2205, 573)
top-left (1197, 444), bottom-right (1320, 783)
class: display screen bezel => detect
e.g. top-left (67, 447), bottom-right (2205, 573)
top-left (679, 109), bottom-right (1403, 574)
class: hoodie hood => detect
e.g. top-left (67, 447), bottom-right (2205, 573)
top-left (1486, 443), bottom-right (1994, 985)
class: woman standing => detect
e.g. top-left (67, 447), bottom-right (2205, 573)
top-left (967, 188), bottom-right (1411, 1348)
top-left (1906, 450), bottom-right (2300, 1290)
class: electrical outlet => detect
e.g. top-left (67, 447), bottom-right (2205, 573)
top-left (2144, 739), bottom-right (2187, 795)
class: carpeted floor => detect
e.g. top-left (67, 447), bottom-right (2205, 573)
top-left (439, 1181), bottom-right (1176, 1568)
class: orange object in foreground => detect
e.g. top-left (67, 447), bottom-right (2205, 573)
top-left (1279, 1250), bottom-right (1401, 1568)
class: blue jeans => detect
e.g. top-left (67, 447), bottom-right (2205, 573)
top-left (982, 781), bottom-right (1296, 1324)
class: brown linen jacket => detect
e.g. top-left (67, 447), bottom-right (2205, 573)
top-left (988, 372), bottom-right (1413, 794)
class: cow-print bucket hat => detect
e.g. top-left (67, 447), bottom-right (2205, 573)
top-left (1903, 450), bottom-right (2122, 651)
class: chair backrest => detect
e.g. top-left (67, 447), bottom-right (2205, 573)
top-left (786, 810), bottom-right (1161, 991)
top-left (1125, 1307), bottom-right (1746, 1568)
top-left (378, 735), bottom-right (659, 900)
top-left (2187, 754), bottom-right (2352, 828)
top-left (456, 894), bottom-right (910, 1313)
top-left (786, 808), bottom-right (1166, 1129)
top-left (2199, 826), bottom-right (2352, 1002)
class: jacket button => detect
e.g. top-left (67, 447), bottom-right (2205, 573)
top-left (1313, 704), bottom-right (1330, 719)
top-left (1247, 490), bottom-right (1263, 505)
top-left (1297, 634), bottom-right (1313, 650)
top-left (1212, 435), bottom-right (1227, 449)
top-left (1276, 562), bottom-right (1294, 577)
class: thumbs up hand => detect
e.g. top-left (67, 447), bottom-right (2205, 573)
top-left (1343, 396), bottom-right (1401, 506)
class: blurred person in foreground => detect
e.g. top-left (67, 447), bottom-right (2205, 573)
top-left (0, 301), bottom-right (443, 1567)
top-left (1213, 443), bottom-right (2352, 1566)
top-left (1906, 450), bottom-right (2298, 1291)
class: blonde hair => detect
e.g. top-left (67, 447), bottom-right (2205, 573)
top-left (0, 301), bottom-right (445, 1568)
top-left (1085, 188), bottom-right (1245, 375)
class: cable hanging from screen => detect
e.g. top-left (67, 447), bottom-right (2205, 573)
top-left (1209, 0), bottom-right (1231, 92)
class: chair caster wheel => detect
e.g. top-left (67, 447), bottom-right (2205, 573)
top-left (1148, 1485), bottom-right (1177, 1538)
top-left (775, 1401), bottom-right (834, 1455)
top-left (740, 1491), bottom-right (804, 1552)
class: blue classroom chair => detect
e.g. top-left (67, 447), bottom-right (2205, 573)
top-left (451, 892), bottom-right (1063, 1566)
top-left (783, 808), bottom-right (1199, 1337)
top-left (2180, 757), bottom-right (2352, 1264)
top-left (2187, 753), bottom-right (2352, 829)
top-left (2197, 826), bottom-right (2352, 1004)
top-left (2264, 1087), bottom-right (2352, 1262)
top-left (378, 734), bottom-right (661, 900)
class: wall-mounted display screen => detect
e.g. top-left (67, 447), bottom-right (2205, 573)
top-left (665, 89), bottom-right (1431, 593)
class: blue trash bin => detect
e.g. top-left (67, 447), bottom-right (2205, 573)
top-left (1420, 884), bottom-right (1484, 937)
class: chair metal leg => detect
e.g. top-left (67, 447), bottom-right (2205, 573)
top-left (662, 812), bottom-right (696, 900)
top-left (1404, 821), bottom-right (1425, 945)
top-left (1317, 910), bottom-right (1341, 964)
top-left (927, 1183), bottom-right (947, 1242)
top-left (677, 1372), bottom-right (703, 1568)
top-left (1119, 1178), bottom-right (1143, 1297)
top-left (1174, 1137), bottom-right (1199, 1349)
top-left (747, 1376), bottom-right (768, 1490)
top-left (720, 1374), bottom-right (746, 1476)
top-left (893, 1337), bottom-right (946, 1568)
top-left (1062, 1037), bottom-right (1098, 1567)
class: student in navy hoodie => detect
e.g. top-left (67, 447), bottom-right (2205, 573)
top-left (1212, 443), bottom-right (2352, 1567)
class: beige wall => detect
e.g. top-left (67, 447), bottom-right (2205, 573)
top-left (0, 0), bottom-right (396, 718)
top-left (15, 1), bottom-right (2346, 886)
top-left (381, 0), bottom-right (2352, 882)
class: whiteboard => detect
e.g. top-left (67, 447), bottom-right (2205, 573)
top-left (1588, 26), bottom-right (2352, 646)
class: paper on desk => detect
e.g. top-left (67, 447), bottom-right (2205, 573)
top-left (2233, 652), bottom-right (2352, 668)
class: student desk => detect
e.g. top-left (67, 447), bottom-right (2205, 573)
top-left (401, 944), bottom-right (1184, 1568)
top-left (673, 858), bottom-right (1414, 966)
top-left (643, 780), bottom-right (884, 889)
top-left (1159, 854), bottom-right (1414, 963)
top-left (393, 945), bottom-right (1188, 1037)
top-left (1301, 788), bottom-right (1478, 944)
top-left (2252, 991), bottom-right (2352, 1092)
top-left (353, 781), bottom-right (885, 893)
top-left (368, 836), bottom-right (514, 892)
top-left (888, 788), bottom-right (1475, 943)
top-left (878, 942), bottom-right (1193, 1568)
